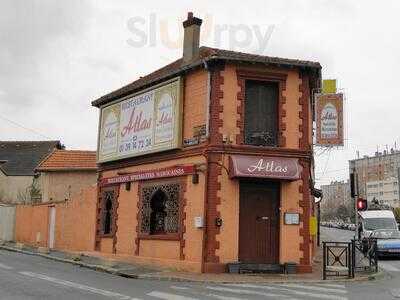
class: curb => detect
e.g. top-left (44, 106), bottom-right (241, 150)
top-left (0, 245), bottom-right (385, 284)
top-left (367, 269), bottom-right (387, 281)
top-left (0, 245), bottom-right (137, 279)
top-left (136, 273), bottom-right (382, 284)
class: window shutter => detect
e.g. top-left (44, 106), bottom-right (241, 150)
top-left (244, 80), bottom-right (279, 146)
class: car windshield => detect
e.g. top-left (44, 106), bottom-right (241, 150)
top-left (363, 218), bottom-right (397, 231)
top-left (371, 230), bottom-right (400, 239)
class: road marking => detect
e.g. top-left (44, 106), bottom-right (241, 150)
top-left (278, 283), bottom-right (347, 294)
top-left (170, 286), bottom-right (191, 290)
top-left (206, 286), bottom-right (288, 298)
top-left (207, 293), bottom-right (270, 300)
top-left (19, 271), bottom-right (141, 300)
top-left (225, 284), bottom-right (348, 300)
top-left (0, 262), bottom-right (13, 270)
top-left (147, 291), bottom-right (199, 300)
top-left (314, 284), bottom-right (346, 288)
top-left (390, 288), bottom-right (400, 298)
top-left (379, 262), bottom-right (400, 272)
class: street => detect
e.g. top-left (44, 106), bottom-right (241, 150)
top-left (1, 227), bottom-right (400, 299)
top-left (0, 245), bottom-right (345, 300)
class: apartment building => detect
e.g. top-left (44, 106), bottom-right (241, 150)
top-left (320, 180), bottom-right (351, 213)
top-left (349, 149), bottom-right (400, 199)
top-left (366, 177), bottom-right (399, 207)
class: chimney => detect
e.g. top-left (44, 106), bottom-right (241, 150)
top-left (182, 12), bottom-right (202, 63)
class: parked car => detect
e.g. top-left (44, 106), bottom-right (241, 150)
top-left (369, 229), bottom-right (400, 257)
top-left (348, 223), bottom-right (356, 231)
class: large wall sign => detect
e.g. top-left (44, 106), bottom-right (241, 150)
top-left (229, 155), bottom-right (302, 180)
top-left (315, 93), bottom-right (344, 146)
top-left (98, 78), bottom-right (182, 163)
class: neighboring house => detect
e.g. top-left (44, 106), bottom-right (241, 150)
top-left (35, 150), bottom-right (97, 203)
top-left (0, 141), bottom-right (62, 203)
top-left (92, 13), bottom-right (321, 273)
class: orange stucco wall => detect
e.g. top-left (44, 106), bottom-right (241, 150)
top-left (215, 162), bottom-right (304, 265)
top-left (14, 186), bottom-right (97, 251)
top-left (100, 155), bottom-right (206, 272)
top-left (283, 70), bottom-right (303, 149)
top-left (94, 63), bottom-right (314, 272)
top-left (15, 204), bottom-right (49, 247)
top-left (213, 64), bottom-right (307, 266)
top-left (40, 171), bottom-right (97, 203)
top-left (280, 181), bottom-right (303, 263)
top-left (183, 68), bottom-right (208, 141)
top-left (220, 65), bottom-right (241, 144)
top-left (54, 186), bottom-right (97, 251)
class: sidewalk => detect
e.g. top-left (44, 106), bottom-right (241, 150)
top-left (0, 241), bottom-right (383, 284)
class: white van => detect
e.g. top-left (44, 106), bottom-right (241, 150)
top-left (358, 210), bottom-right (398, 240)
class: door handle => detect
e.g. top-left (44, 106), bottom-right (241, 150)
top-left (257, 216), bottom-right (269, 221)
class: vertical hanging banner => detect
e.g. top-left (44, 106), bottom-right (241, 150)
top-left (315, 93), bottom-right (344, 146)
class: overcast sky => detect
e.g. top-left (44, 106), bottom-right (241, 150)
top-left (1, 0), bottom-right (399, 186)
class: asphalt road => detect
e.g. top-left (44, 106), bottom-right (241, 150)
top-left (0, 248), bottom-right (347, 300)
top-left (0, 228), bottom-right (400, 299)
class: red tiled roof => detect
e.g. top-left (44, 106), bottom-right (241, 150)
top-left (36, 150), bottom-right (97, 171)
top-left (92, 46), bottom-right (321, 107)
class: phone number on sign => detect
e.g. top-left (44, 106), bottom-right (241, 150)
top-left (119, 136), bottom-right (152, 153)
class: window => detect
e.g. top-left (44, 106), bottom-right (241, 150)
top-left (102, 189), bottom-right (116, 235)
top-left (140, 182), bottom-right (181, 237)
top-left (150, 189), bottom-right (168, 234)
top-left (244, 80), bottom-right (279, 146)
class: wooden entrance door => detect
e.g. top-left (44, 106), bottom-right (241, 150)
top-left (239, 181), bottom-right (280, 264)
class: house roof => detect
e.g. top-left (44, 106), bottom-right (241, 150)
top-left (36, 150), bottom-right (97, 172)
top-left (0, 141), bottom-right (62, 176)
top-left (92, 46), bottom-right (322, 107)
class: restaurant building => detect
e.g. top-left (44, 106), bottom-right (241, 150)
top-left (92, 13), bottom-right (321, 273)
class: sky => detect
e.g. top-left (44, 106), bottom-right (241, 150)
top-left (1, 0), bottom-right (399, 186)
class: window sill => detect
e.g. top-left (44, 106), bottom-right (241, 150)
top-left (138, 233), bottom-right (181, 241)
top-left (99, 233), bottom-right (115, 238)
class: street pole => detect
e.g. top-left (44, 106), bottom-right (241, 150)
top-left (354, 173), bottom-right (359, 240)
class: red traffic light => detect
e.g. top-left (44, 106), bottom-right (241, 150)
top-left (357, 198), bottom-right (368, 211)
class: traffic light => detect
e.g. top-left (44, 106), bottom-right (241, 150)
top-left (350, 173), bottom-right (356, 198)
top-left (357, 198), bottom-right (368, 211)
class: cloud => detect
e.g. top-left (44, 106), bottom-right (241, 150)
top-left (0, 0), bottom-right (93, 108)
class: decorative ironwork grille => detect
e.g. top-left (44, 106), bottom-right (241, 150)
top-left (140, 183), bottom-right (181, 234)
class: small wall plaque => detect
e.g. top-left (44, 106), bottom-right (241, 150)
top-left (193, 124), bottom-right (206, 137)
top-left (284, 212), bottom-right (300, 225)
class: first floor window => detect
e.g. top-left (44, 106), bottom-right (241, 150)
top-left (140, 182), bottom-right (181, 235)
